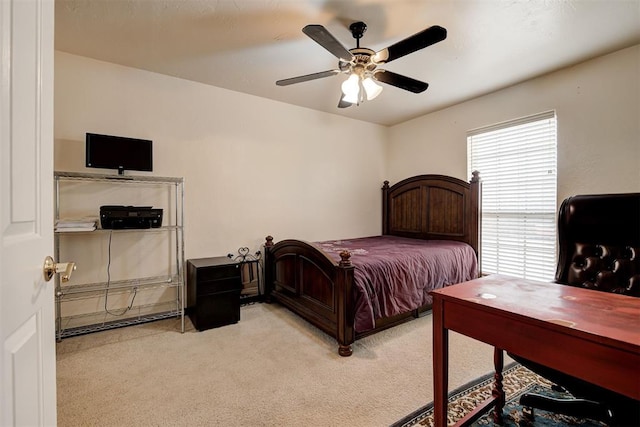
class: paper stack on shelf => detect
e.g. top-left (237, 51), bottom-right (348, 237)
top-left (55, 218), bottom-right (97, 232)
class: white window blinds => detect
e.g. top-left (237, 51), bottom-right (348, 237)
top-left (468, 111), bottom-right (557, 282)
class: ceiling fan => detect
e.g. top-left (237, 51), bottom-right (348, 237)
top-left (276, 22), bottom-right (447, 108)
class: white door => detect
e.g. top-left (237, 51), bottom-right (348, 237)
top-left (1, 0), bottom-right (56, 425)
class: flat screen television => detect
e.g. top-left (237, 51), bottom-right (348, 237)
top-left (86, 133), bottom-right (153, 175)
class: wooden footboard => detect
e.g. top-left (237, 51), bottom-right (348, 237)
top-left (263, 236), bottom-right (356, 356)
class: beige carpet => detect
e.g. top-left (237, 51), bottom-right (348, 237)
top-left (56, 303), bottom-right (507, 426)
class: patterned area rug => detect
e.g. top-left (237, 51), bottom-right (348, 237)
top-left (391, 363), bottom-right (608, 427)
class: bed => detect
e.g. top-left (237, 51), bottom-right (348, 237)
top-left (263, 173), bottom-right (481, 356)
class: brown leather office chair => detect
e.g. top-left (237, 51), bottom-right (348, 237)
top-left (510, 193), bottom-right (640, 426)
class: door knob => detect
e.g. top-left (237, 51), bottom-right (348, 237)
top-left (43, 256), bottom-right (76, 282)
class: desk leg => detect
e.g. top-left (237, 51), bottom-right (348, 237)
top-left (492, 348), bottom-right (505, 424)
top-left (433, 298), bottom-right (449, 427)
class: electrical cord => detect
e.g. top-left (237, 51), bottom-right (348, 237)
top-left (104, 230), bottom-right (137, 316)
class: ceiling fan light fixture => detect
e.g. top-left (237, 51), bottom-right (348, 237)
top-left (341, 90), bottom-right (360, 104)
top-left (341, 74), bottom-right (361, 104)
top-left (362, 77), bottom-right (382, 100)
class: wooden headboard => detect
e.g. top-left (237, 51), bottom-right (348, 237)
top-left (381, 172), bottom-right (481, 256)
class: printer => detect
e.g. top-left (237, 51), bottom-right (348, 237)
top-left (100, 205), bottom-right (163, 229)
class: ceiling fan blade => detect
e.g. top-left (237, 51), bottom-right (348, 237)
top-left (373, 70), bottom-right (429, 93)
top-left (373, 25), bottom-right (446, 64)
top-left (302, 25), bottom-right (354, 62)
top-left (338, 97), bottom-right (353, 108)
top-left (276, 69), bottom-right (340, 86)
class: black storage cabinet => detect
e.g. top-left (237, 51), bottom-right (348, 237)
top-left (187, 257), bottom-right (241, 331)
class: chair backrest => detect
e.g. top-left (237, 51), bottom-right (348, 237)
top-left (555, 193), bottom-right (640, 296)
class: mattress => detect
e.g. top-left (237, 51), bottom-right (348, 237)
top-left (316, 235), bottom-right (478, 332)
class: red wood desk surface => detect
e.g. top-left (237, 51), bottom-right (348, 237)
top-left (431, 274), bottom-right (640, 426)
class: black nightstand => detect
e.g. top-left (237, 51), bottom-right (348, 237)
top-left (186, 257), bottom-right (242, 331)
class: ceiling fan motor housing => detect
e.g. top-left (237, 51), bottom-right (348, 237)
top-left (339, 48), bottom-right (377, 75)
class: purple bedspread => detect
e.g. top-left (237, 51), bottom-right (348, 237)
top-left (315, 236), bottom-right (477, 333)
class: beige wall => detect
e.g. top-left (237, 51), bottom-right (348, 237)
top-left (55, 45), bottom-right (640, 259)
top-left (54, 46), bottom-right (638, 324)
top-left (387, 45), bottom-right (640, 204)
top-left (54, 52), bottom-right (388, 259)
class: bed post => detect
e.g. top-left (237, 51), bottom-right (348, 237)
top-left (263, 236), bottom-right (274, 302)
top-left (382, 180), bottom-right (390, 235)
top-left (336, 250), bottom-right (355, 357)
top-left (469, 171), bottom-right (481, 275)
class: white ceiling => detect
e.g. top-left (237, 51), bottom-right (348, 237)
top-left (55, 0), bottom-right (640, 126)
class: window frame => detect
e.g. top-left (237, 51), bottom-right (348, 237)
top-left (468, 111), bottom-right (558, 282)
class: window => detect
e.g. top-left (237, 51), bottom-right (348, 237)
top-left (468, 111), bottom-right (557, 281)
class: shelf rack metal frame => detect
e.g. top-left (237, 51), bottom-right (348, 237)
top-left (54, 171), bottom-right (185, 339)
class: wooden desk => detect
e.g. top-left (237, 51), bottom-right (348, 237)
top-left (431, 274), bottom-right (640, 426)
